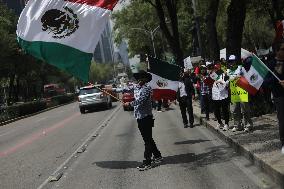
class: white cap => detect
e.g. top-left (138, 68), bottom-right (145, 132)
top-left (228, 55), bottom-right (236, 61)
top-left (205, 61), bottom-right (212, 67)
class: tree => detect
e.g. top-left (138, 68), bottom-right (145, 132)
top-left (112, 2), bottom-right (163, 57)
top-left (145, 0), bottom-right (184, 66)
top-left (206, 0), bottom-right (220, 60)
top-left (226, 0), bottom-right (247, 60)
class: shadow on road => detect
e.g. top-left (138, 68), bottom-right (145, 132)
top-left (93, 145), bottom-right (235, 170)
top-left (174, 139), bottom-right (210, 145)
top-left (85, 104), bottom-right (118, 114)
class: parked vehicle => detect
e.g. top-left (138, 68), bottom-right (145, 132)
top-left (78, 85), bottom-right (112, 114)
top-left (44, 84), bottom-right (66, 98)
top-left (122, 89), bottom-right (134, 111)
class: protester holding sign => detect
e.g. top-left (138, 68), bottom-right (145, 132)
top-left (228, 55), bottom-right (253, 132)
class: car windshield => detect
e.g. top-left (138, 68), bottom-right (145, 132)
top-left (79, 88), bottom-right (100, 95)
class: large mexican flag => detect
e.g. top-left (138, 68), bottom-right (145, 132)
top-left (17, 0), bottom-right (118, 82)
top-left (148, 56), bottom-right (181, 101)
top-left (236, 54), bottom-right (269, 95)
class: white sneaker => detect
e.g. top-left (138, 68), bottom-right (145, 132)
top-left (281, 146), bottom-right (284, 154)
top-left (216, 123), bottom-right (224, 130)
top-left (244, 125), bottom-right (253, 132)
top-left (223, 124), bottom-right (229, 131)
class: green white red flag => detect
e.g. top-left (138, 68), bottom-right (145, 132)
top-left (236, 54), bottom-right (269, 95)
top-left (148, 56), bottom-right (181, 101)
top-left (16, 0), bottom-right (118, 82)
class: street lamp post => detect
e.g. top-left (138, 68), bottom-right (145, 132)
top-left (131, 24), bottom-right (162, 57)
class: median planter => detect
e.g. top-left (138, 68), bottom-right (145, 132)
top-left (0, 93), bottom-right (76, 124)
top-left (0, 100), bottom-right (47, 122)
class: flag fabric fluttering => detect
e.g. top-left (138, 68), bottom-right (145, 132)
top-left (17, 0), bottom-right (118, 82)
top-left (236, 54), bottom-right (269, 95)
top-left (147, 56), bottom-right (181, 101)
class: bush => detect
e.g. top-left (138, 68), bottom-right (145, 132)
top-left (47, 93), bottom-right (76, 107)
top-left (0, 93), bottom-right (76, 123)
top-left (0, 100), bottom-right (47, 122)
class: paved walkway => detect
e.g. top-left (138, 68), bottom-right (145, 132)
top-left (189, 101), bottom-right (284, 187)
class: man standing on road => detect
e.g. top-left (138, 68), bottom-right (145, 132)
top-left (177, 69), bottom-right (195, 128)
top-left (124, 70), bottom-right (163, 171)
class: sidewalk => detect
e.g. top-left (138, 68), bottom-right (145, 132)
top-left (189, 101), bottom-right (284, 187)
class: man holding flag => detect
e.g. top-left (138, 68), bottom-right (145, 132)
top-left (124, 70), bottom-right (163, 171)
top-left (264, 42), bottom-right (284, 154)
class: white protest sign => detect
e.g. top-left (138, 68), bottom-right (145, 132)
top-left (183, 56), bottom-right (193, 70)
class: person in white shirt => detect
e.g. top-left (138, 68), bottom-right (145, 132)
top-left (211, 66), bottom-right (230, 131)
top-left (177, 70), bottom-right (195, 128)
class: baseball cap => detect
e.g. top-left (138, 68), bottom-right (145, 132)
top-left (228, 55), bottom-right (236, 61)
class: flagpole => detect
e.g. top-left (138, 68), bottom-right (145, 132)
top-left (253, 54), bottom-right (281, 81)
top-left (87, 82), bottom-right (123, 103)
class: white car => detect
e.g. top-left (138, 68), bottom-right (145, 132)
top-left (78, 85), bottom-right (112, 114)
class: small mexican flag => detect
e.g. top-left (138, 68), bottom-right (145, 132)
top-left (148, 56), bottom-right (181, 101)
top-left (17, 0), bottom-right (118, 82)
top-left (236, 55), bottom-right (269, 95)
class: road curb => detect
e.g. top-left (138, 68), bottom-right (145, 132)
top-left (193, 112), bottom-right (284, 188)
top-left (0, 100), bottom-right (76, 127)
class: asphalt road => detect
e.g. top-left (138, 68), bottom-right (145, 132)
top-left (0, 102), bottom-right (280, 189)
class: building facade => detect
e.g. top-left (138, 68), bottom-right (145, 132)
top-left (93, 20), bottom-right (115, 63)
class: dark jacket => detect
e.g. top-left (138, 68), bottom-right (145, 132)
top-left (264, 60), bottom-right (284, 98)
top-left (177, 75), bottom-right (195, 101)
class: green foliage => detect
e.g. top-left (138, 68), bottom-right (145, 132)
top-left (48, 94), bottom-right (75, 107)
top-left (0, 94), bottom-right (76, 123)
top-left (112, 1), bottom-right (166, 57)
top-left (89, 62), bottom-right (115, 84)
top-left (0, 100), bottom-right (47, 122)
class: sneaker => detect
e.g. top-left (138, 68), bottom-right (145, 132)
top-left (244, 125), bottom-right (253, 132)
top-left (137, 163), bottom-right (152, 171)
top-left (232, 126), bottom-right (243, 132)
top-left (216, 123), bottom-right (224, 130)
top-left (184, 124), bottom-right (188, 128)
top-left (189, 124), bottom-right (194, 128)
top-left (152, 156), bottom-right (163, 164)
top-left (223, 124), bottom-right (229, 131)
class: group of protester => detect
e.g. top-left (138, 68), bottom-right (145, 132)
top-left (177, 42), bottom-right (284, 154)
top-left (123, 41), bottom-right (284, 171)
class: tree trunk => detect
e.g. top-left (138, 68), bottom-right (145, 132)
top-left (8, 74), bottom-right (15, 105)
top-left (152, 0), bottom-right (184, 66)
top-left (226, 0), bottom-right (247, 61)
top-left (206, 0), bottom-right (220, 61)
top-left (272, 0), bottom-right (284, 21)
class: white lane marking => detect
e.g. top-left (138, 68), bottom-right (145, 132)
top-left (37, 104), bottom-right (122, 189)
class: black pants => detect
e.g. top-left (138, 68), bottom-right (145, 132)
top-left (213, 98), bottom-right (229, 125)
top-left (201, 94), bottom-right (210, 119)
top-left (179, 96), bottom-right (194, 125)
top-left (137, 115), bottom-right (161, 164)
top-left (275, 97), bottom-right (284, 146)
top-left (157, 100), bottom-right (162, 111)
